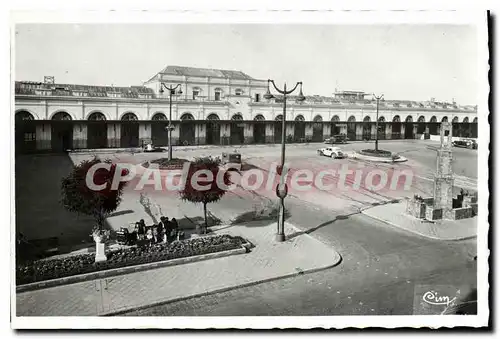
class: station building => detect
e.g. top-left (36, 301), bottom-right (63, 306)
top-left (14, 65), bottom-right (478, 154)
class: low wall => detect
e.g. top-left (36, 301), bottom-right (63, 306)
top-left (452, 207), bottom-right (473, 220)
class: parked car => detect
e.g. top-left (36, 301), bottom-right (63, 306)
top-left (452, 139), bottom-right (478, 149)
top-left (317, 146), bottom-right (347, 158)
top-left (324, 134), bottom-right (348, 144)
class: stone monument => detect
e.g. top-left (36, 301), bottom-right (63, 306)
top-left (405, 121), bottom-right (478, 221)
top-left (432, 121), bottom-right (454, 219)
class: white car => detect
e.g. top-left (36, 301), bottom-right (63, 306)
top-left (317, 146), bottom-right (346, 158)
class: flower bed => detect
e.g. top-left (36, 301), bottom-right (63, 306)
top-left (142, 158), bottom-right (189, 170)
top-left (16, 235), bottom-right (246, 285)
top-left (359, 149), bottom-right (393, 158)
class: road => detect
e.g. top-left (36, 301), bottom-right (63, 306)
top-left (120, 140), bottom-right (478, 316)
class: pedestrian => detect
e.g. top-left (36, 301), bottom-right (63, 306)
top-left (156, 222), bottom-right (164, 244)
top-left (146, 227), bottom-right (154, 246)
top-left (171, 218), bottom-right (179, 240)
top-left (136, 219), bottom-right (146, 240)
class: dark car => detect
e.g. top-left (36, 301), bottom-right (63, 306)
top-left (324, 134), bottom-right (348, 144)
top-left (452, 139), bottom-right (477, 149)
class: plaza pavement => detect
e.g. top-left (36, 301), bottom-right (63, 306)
top-left (16, 221), bottom-right (341, 316)
top-left (361, 202), bottom-right (478, 240)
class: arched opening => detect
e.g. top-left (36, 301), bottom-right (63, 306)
top-left (312, 115), bottom-right (323, 142)
top-left (460, 117), bottom-right (470, 138)
top-left (429, 116), bottom-right (438, 135)
top-left (179, 113), bottom-right (196, 146)
top-left (441, 116), bottom-right (448, 123)
top-left (253, 114), bottom-right (266, 144)
top-left (87, 112), bottom-right (107, 149)
top-left (330, 115), bottom-right (340, 136)
top-left (347, 116), bottom-right (356, 141)
top-left (417, 116), bottom-right (426, 135)
top-left (294, 115), bottom-right (306, 142)
top-left (452, 116), bottom-right (459, 137)
top-left (404, 115), bottom-right (414, 139)
top-left (15, 111), bottom-right (36, 154)
top-left (51, 111), bottom-right (73, 152)
top-left (362, 116), bottom-right (371, 140)
top-left (472, 117), bottom-right (478, 138)
top-left (392, 115), bottom-right (401, 139)
top-left (274, 115), bottom-right (283, 143)
top-left (230, 113), bottom-right (244, 145)
top-left (120, 112), bottom-right (139, 148)
top-left (150, 113), bottom-right (168, 146)
top-left (206, 114), bottom-right (221, 145)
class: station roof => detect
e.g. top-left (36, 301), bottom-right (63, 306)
top-left (159, 65), bottom-right (255, 80)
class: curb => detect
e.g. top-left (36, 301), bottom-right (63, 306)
top-left (103, 250), bottom-right (343, 316)
top-left (16, 243), bottom-right (250, 293)
top-left (349, 152), bottom-right (408, 163)
top-left (361, 211), bottom-right (477, 241)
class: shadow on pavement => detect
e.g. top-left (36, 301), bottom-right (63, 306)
top-left (287, 214), bottom-right (353, 240)
top-left (15, 153), bottom-right (97, 249)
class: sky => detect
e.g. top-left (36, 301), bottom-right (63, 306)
top-left (14, 24), bottom-right (478, 104)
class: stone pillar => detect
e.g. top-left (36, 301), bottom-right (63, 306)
top-left (197, 123), bottom-right (207, 145)
top-left (220, 123), bottom-right (230, 145)
top-left (401, 123), bottom-right (406, 138)
top-left (265, 123), bottom-right (274, 143)
top-left (323, 123), bottom-right (331, 139)
top-left (171, 122), bottom-right (180, 146)
top-left (139, 122), bottom-right (152, 147)
top-left (355, 123), bottom-right (363, 141)
top-left (72, 123), bottom-right (88, 149)
top-left (36, 123), bottom-right (51, 150)
top-left (305, 123), bottom-right (313, 141)
top-left (107, 123), bottom-right (120, 148)
top-left (413, 124), bottom-right (418, 139)
top-left (433, 122), bottom-right (454, 219)
top-left (385, 124), bottom-right (392, 140)
top-left (244, 122), bottom-right (253, 144)
top-left (371, 124), bottom-right (377, 139)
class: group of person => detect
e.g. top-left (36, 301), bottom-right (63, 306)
top-left (134, 217), bottom-right (179, 245)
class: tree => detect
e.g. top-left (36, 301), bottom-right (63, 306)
top-left (61, 156), bottom-right (129, 238)
top-left (179, 156), bottom-right (231, 234)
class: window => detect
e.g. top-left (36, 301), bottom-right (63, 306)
top-left (192, 90), bottom-right (199, 100)
top-left (24, 133), bottom-right (36, 142)
top-left (215, 91), bottom-right (221, 101)
top-left (235, 89), bottom-right (243, 96)
top-left (255, 93), bottom-right (260, 102)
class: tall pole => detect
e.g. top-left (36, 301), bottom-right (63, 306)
top-left (278, 84), bottom-right (287, 242)
top-left (373, 94), bottom-right (384, 152)
top-left (265, 80), bottom-right (304, 242)
top-left (168, 89), bottom-right (173, 161)
top-left (160, 83), bottom-right (181, 161)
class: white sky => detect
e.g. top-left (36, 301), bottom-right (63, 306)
top-left (15, 24), bottom-right (478, 104)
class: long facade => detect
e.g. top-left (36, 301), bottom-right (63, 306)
top-left (14, 65), bottom-right (478, 153)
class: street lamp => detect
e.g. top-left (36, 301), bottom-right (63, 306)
top-left (159, 83), bottom-right (183, 161)
top-left (264, 79), bottom-right (305, 242)
top-left (373, 93), bottom-right (384, 152)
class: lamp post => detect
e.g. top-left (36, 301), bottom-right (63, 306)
top-left (159, 83), bottom-right (183, 161)
top-left (264, 79), bottom-right (305, 242)
top-left (373, 93), bottom-right (384, 152)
